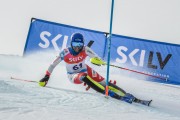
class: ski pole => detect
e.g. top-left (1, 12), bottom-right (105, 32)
top-left (10, 77), bottom-right (38, 83)
top-left (90, 58), bottom-right (168, 81)
top-left (10, 76), bottom-right (88, 93)
top-left (108, 64), bottom-right (168, 81)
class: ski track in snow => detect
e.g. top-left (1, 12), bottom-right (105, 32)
top-left (0, 53), bottom-right (180, 120)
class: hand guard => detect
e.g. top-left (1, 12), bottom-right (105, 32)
top-left (39, 75), bottom-right (49, 87)
top-left (90, 57), bottom-right (106, 66)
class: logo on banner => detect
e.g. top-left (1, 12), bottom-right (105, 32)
top-left (38, 31), bottom-right (68, 51)
top-left (116, 46), bottom-right (172, 70)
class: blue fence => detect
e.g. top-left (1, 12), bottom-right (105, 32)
top-left (24, 18), bottom-right (180, 85)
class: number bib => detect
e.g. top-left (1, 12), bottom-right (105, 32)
top-left (63, 48), bottom-right (87, 73)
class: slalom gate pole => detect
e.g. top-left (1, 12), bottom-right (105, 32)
top-left (108, 64), bottom-right (168, 81)
top-left (106, 0), bottom-right (115, 96)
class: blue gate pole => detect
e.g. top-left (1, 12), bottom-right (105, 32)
top-left (105, 0), bottom-right (115, 96)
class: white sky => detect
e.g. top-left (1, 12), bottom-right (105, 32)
top-left (0, 0), bottom-right (180, 56)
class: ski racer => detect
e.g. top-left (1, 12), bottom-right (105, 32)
top-left (39, 32), bottom-right (151, 106)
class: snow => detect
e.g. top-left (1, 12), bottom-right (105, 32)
top-left (0, 52), bottom-right (180, 120)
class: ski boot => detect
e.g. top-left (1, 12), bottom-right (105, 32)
top-left (121, 93), bottom-right (135, 104)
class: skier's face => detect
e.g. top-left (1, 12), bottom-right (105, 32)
top-left (72, 42), bottom-right (83, 53)
top-left (73, 46), bottom-right (82, 52)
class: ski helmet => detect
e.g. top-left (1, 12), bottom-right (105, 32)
top-left (70, 33), bottom-right (84, 53)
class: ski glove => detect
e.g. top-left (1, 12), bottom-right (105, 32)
top-left (39, 75), bottom-right (49, 87)
top-left (83, 82), bottom-right (91, 91)
top-left (90, 57), bottom-right (106, 66)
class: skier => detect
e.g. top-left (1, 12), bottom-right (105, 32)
top-left (39, 32), bottom-right (151, 106)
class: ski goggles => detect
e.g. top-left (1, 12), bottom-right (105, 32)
top-left (72, 42), bottom-right (84, 48)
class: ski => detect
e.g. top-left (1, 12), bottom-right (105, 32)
top-left (134, 99), bottom-right (152, 106)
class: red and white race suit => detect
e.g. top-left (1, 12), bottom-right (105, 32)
top-left (46, 46), bottom-right (105, 84)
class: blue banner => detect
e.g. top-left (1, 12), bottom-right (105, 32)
top-left (24, 18), bottom-right (180, 85)
top-left (24, 19), bottom-right (106, 58)
top-left (104, 35), bottom-right (180, 85)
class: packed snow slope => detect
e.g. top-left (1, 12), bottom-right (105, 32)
top-left (0, 51), bottom-right (180, 120)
